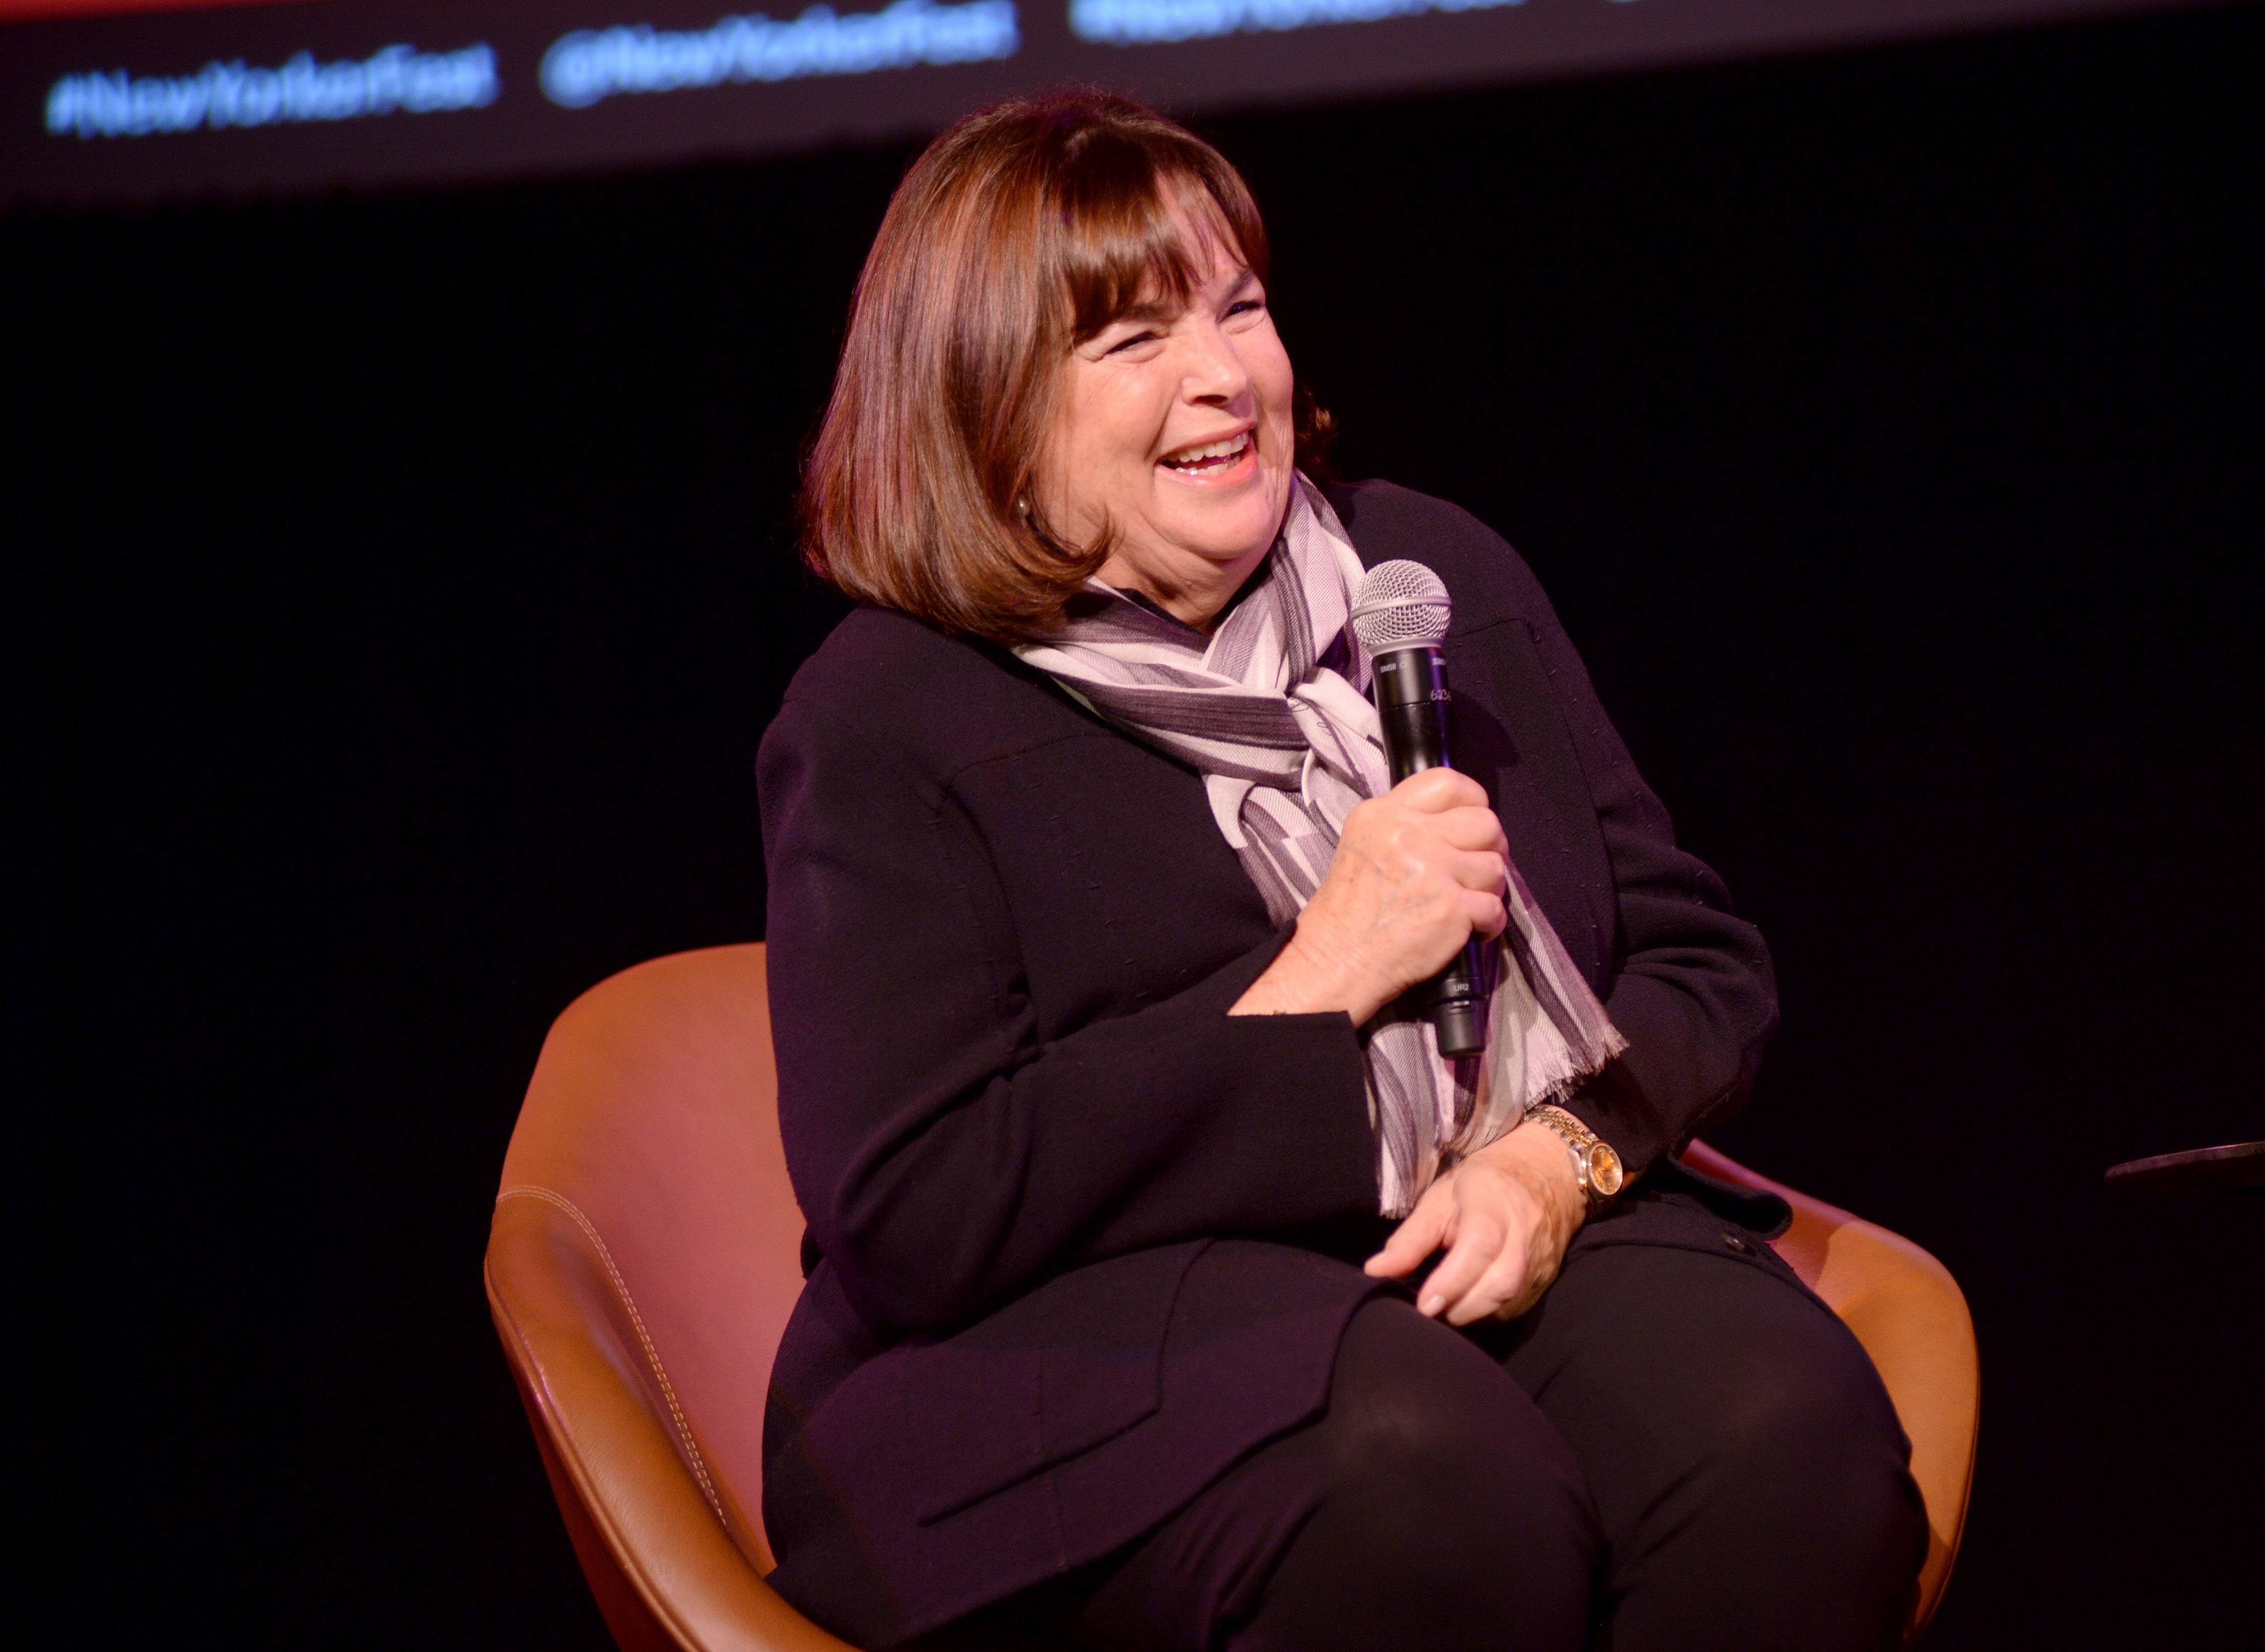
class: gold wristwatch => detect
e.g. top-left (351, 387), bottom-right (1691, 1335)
top-left (1525, 1105), bottom-right (1626, 1208)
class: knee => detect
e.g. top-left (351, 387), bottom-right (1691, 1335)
top-left (1263, 1419), bottom-right (1596, 1652)
top-left (1328, 1301), bottom-right (1595, 1547)
top-left (1720, 1353), bottom-right (1915, 1512)
top-left (1267, 1304), bottom-right (1599, 1647)
top-left (1688, 1345), bottom-right (1928, 1603)
top-left (1320, 1370), bottom-right (1572, 1541)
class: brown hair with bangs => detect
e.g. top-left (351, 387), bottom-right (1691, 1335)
top-left (800, 91), bottom-right (1331, 643)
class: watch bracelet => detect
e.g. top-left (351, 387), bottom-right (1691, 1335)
top-left (1524, 1103), bottom-right (1621, 1205)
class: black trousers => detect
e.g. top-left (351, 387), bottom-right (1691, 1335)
top-left (928, 1191), bottom-right (1928, 1652)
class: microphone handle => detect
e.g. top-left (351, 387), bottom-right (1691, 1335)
top-left (1370, 645), bottom-right (1487, 1057)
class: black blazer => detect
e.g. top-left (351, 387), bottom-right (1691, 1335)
top-left (755, 481), bottom-right (1779, 1645)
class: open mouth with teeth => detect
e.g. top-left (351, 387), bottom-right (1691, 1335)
top-left (1160, 431), bottom-right (1253, 477)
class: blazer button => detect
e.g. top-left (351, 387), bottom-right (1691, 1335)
top-left (1722, 1232), bottom-right (1756, 1255)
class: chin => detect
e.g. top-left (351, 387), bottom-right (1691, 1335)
top-left (1190, 473), bottom-right (1290, 557)
top-left (1174, 506), bottom-right (1285, 567)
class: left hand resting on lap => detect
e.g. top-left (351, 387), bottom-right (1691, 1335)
top-left (1363, 1122), bottom-right (1588, 1325)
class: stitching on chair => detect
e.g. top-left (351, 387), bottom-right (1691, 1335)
top-left (497, 1185), bottom-right (729, 1529)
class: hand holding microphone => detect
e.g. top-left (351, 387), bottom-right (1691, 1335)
top-left (1231, 562), bottom-right (1506, 1036)
top-left (1350, 561), bottom-right (1495, 1055)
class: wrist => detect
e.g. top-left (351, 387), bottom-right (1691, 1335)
top-left (1287, 924), bottom-right (1387, 1023)
top-left (1230, 926), bottom-right (1379, 1021)
top-left (1464, 1129), bottom-right (1589, 1261)
top-left (1521, 1105), bottom-right (1627, 1211)
top-left (1480, 1123), bottom-right (1582, 1195)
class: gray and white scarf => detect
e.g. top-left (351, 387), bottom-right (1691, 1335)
top-left (1017, 475), bottom-right (1626, 1215)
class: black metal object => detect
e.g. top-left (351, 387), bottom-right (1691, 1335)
top-left (1371, 643), bottom-right (1486, 1057)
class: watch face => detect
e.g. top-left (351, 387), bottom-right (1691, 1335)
top-left (1588, 1145), bottom-right (1626, 1198)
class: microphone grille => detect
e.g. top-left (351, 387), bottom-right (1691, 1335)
top-left (1350, 560), bottom-right (1452, 656)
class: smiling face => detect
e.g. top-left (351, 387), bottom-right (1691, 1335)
top-left (1031, 197), bottom-right (1296, 629)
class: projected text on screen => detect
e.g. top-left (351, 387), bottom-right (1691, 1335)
top-left (5, 0), bottom-right (2175, 203)
top-left (1071, 0), bottom-right (1526, 48)
top-left (46, 41), bottom-right (497, 139)
top-left (540, 1), bottom-right (1020, 109)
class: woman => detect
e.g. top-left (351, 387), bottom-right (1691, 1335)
top-left (759, 93), bottom-right (1924, 1652)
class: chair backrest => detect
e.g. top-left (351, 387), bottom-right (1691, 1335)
top-left (1682, 1140), bottom-right (1979, 1637)
top-left (486, 943), bottom-right (854, 1652)
top-left (488, 945), bottom-right (1976, 1649)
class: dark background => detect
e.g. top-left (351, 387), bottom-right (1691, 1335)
top-left (15, 4), bottom-right (2260, 1645)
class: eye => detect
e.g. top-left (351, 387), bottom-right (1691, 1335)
top-left (1105, 328), bottom-right (1161, 355)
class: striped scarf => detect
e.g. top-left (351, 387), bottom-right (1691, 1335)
top-left (1016, 476), bottom-right (1625, 1215)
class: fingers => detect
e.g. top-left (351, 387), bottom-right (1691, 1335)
top-left (1390, 1160), bottom-right (1562, 1324)
top-left (1370, 832), bottom-right (1502, 899)
top-left (1364, 1183), bottom-right (1453, 1280)
top-left (1341, 796), bottom-right (1496, 852)
top-left (1404, 1195), bottom-right (1495, 1313)
top-left (1465, 887), bottom-right (1509, 942)
top-left (1392, 768), bottom-right (1491, 814)
top-left (1436, 849), bottom-right (1507, 940)
top-left (1441, 844), bottom-right (1508, 894)
top-left (1489, 1252), bottom-right (1563, 1324)
top-left (1347, 787), bottom-right (1505, 872)
top-left (1317, 775), bottom-right (1512, 1018)
top-left (1444, 1234), bottom-right (1541, 1326)
top-left (1431, 804), bottom-right (1510, 856)
top-left (1368, 1158), bottom-right (1570, 1323)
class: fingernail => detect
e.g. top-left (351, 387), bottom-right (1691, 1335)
top-left (1420, 1294), bottom-right (1444, 1317)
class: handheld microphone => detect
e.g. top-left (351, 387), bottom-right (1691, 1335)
top-left (1350, 561), bottom-right (1487, 1057)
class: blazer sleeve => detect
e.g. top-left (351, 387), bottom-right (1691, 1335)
top-left (758, 694), bottom-right (1382, 1339)
top-left (1499, 547), bottom-right (1780, 1175)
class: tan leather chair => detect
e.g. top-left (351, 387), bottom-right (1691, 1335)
top-left (486, 944), bottom-right (1978, 1651)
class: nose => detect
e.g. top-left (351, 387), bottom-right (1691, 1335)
top-left (1181, 313), bottom-right (1252, 408)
